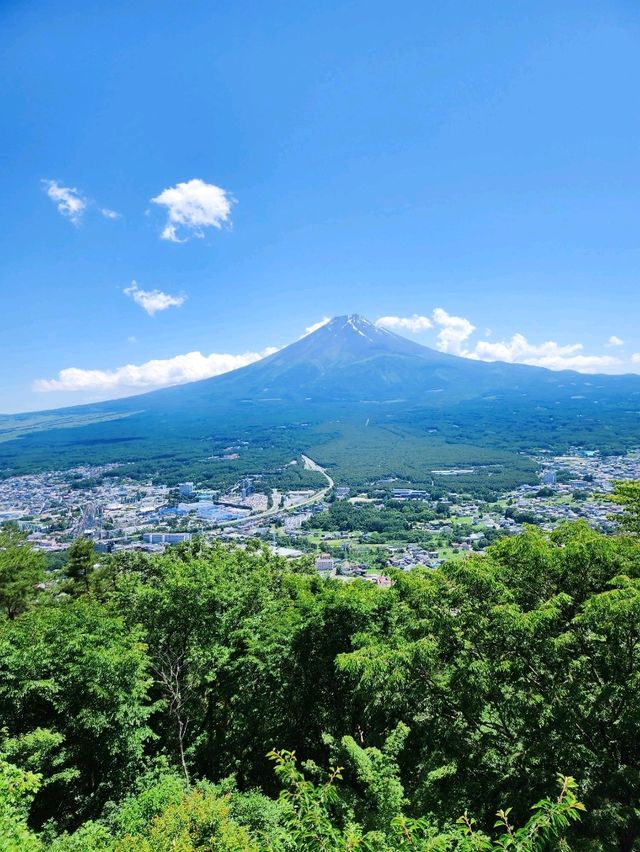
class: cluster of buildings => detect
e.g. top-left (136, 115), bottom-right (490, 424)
top-left (388, 545), bottom-right (441, 569)
top-left (301, 451), bottom-right (640, 576)
top-left (0, 466), bottom-right (309, 553)
top-left (503, 451), bottom-right (639, 531)
top-left (314, 553), bottom-right (392, 587)
top-left (1, 450), bottom-right (638, 565)
top-left (0, 466), bottom-right (170, 551)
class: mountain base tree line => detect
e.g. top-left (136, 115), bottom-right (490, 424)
top-left (1, 481), bottom-right (640, 850)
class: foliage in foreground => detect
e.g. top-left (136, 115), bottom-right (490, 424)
top-left (1, 497), bottom-right (640, 849)
top-left (1, 747), bottom-right (585, 851)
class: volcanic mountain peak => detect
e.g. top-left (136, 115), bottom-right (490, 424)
top-left (3, 309), bottom-right (640, 484)
top-left (271, 312), bottom-right (440, 368)
top-left (323, 314), bottom-right (387, 339)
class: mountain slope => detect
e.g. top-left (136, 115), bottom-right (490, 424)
top-left (2, 314), bottom-right (640, 493)
top-left (88, 314), bottom-right (640, 410)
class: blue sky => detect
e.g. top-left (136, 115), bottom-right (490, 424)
top-left (2, 0), bottom-right (640, 412)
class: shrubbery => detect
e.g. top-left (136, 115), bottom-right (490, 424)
top-left (1, 494), bottom-right (640, 848)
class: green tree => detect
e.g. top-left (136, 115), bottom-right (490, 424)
top-left (0, 522), bottom-right (634, 848)
top-left (0, 751), bottom-right (42, 851)
top-left (0, 523), bottom-right (45, 620)
top-left (369, 548), bottom-right (390, 572)
top-left (605, 480), bottom-right (640, 535)
top-left (0, 599), bottom-right (152, 830)
top-left (110, 541), bottom-right (386, 792)
top-left (65, 537), bottom-right (96, 593)
top-left (266, 750), bottom-right (585, 851)
top-left (338, 523), bottom-right (640, 849)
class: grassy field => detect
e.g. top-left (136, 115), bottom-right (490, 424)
top-left (438, 546), bottom-right (469, 562)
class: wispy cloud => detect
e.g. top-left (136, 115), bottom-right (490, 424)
top-left (605, 335), bottom-right (624, 347)
top-left (632, 353), bottom-right (640, 364)
top-left (375, 315), bottom-right (432, 333)
top-left (34, 346), bottom-right (279, 397)
top-left (42, 180), bottom-right (87, 225)
top-left (301, 317), bottom-right (331, 337)
top-left (124, 281), bottom-right (186, 316)
top-left (42, 179), bottom-right (120, 224)
top-left (151, 178), bottom-right (234, 242)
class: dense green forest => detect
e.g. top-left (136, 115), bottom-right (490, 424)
top-left (4, 313), bottom-right (640, 504)
top-left (2, 485), bottom-right (640, 849)
top-left (3, 389), bottom-right (640, 499)
top-left (303, 498), bottom-right (432, 533)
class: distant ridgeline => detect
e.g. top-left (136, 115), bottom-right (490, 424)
top-left (2, 315), bottom-right (639, 496)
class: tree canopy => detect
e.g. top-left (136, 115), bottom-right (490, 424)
top-left (1, 502), bottom-right (640, 849)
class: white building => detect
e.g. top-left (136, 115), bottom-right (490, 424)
top-left (315, 553), bottom-right (335, 572)
top-left (142, 532), bottom-right (192, 545)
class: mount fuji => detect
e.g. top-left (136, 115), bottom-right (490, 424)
top-left (2, 315), bottom-right (640, 491)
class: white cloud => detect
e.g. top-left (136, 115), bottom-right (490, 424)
top-left (33, 346), bottom-right (279, 397)
top-left (428, 307), bottom-right (617, 371)
top-left (42, 179), bottom-right (120, 224)
top-left (431, 307), bottom-right (476, 355)
top-left (632, 353), bottom-right (640, 364)
top-left (468, 334), bottom-right (619, 372)
top-left (374, 305), bottom-right (623, 373)
top-left (605, 335), bottom-right (624, 347)
top-left (42, 180), bottom-right (87, 225)
top-left (301, 317), bottom-right (331, 337)
top-left (375, 315), bottom-right (432, 333)
top-left (124, 281), bottom-right (186, 316)
top-left (151, 178), bottom-right (234, 242)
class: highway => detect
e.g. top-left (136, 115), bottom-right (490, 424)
top-left (223, 455), bottom-right (333, 527)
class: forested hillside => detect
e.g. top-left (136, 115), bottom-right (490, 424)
top-left (2, 488), bottom-right (640, 849)
top-left (4, 316), bottom-right (640, 498)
